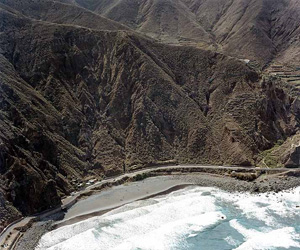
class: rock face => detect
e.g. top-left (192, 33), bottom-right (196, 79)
top-left (0, 0), bottom-right (299, 229)
top-left (286, 146), bottom-right (300, 168)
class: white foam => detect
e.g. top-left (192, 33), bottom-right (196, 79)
top-left (224, 235), bottom-right (239, 247)
top-left (36, 187), bottom-right (222, 250)
top-left (213, 186), bottom-right (300, 227)
top-left (110, 212), bottom-right (223, 250)
top-left (230, 219), bottom-right (300, 250)
top-left (36, 186), bottom-right (300, 250)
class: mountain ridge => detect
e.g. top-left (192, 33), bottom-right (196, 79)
top-left (69, 0), bottom-right (300, 67)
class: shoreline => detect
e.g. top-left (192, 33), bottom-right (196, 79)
top-left (52, 184), bottom-right (192, 230)
top-left (55, 172), bottom-right (300, 228)
top-left (4, 166), bottom-right (299, 250)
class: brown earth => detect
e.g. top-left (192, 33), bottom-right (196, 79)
top-left (67, 0), bottom-right (300, 67)
top-left (0, 0), bottom-right (299, 231)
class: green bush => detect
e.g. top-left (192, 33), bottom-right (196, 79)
top-left (134, 172), bottom-right (151, 181)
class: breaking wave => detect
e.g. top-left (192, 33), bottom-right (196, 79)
top-left (36, 186), bottom-right (300, 250)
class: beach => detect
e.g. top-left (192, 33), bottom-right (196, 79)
top-left (55, 173), bottom-right (300, 227)
top-left (12, 168), bottom-right (300, 250)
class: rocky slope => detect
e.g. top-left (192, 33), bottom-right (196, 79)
top-left (0, 0), bottom-right (299, 230)
top-left (71, 0), bottom-right (300, 66)
top-left (257, 132), bottom-right (300, 168)
top-left (0, 0), bottom-right (129, 31)
top-left (86, 0), bottom-right (215, 47)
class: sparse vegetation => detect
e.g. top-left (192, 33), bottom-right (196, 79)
top-left (258, 140), bottom-right (286, 168)
top-left (133, 172), bottom-right (152, 182)
top-left (230, 171), bottom-right (257, 181)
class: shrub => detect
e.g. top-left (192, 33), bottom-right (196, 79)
top-left (134, 172), bottom-right (151, 181)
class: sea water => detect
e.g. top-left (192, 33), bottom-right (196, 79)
top-left (36, 186), bottom-right (300, 250)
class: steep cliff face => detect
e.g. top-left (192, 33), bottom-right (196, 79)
top-left (0, 0), bottom-right (299, 229)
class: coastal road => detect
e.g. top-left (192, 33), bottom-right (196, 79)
top-left (61, 164), bottom-right (270, 207)
top-left (0, 164), bottom-right (298, 249)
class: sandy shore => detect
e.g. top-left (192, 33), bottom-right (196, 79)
top-left (15, 172), bottom-right (300, 250)
top-left (61, 177), bottom-right (192, 221)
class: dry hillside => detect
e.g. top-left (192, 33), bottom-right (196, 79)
top-left (0, 0), bottom-right (299, 230)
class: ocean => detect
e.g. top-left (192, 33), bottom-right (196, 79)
top-left (36, 186), bottom-right (300, 250)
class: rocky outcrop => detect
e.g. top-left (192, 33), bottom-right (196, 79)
top-left (0, 191), bottom-right (21, 232)
top-left (285, 145), bottom-right (300, 168)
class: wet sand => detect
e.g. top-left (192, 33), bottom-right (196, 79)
top-left (54, 176), bottom-right (193, 228)
top-left (54, 184), bottom-right (192, 229)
